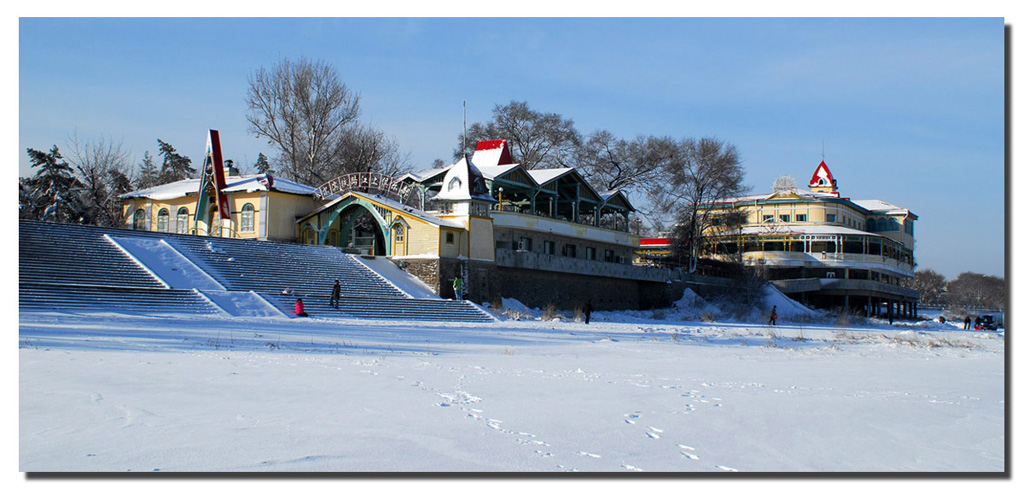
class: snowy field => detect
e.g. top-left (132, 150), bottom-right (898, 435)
top-left (17, 291), bottom-right (1006, 475)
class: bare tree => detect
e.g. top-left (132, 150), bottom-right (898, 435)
top-left (658, 137), bottom-right (749, 273)
top-left (907, 269), bottom-right (947, 305)
top-left (65, 133), bottom-right (134, 228)
top-left (457, 100), bottom-right (580, 170)
top-left (246, 57), bottom-right (360, 185)
top-left (946, 272), bottom-right (1005, 311)
top-left (574, 131), bottom-right (675, 194)
top-left (335, 123), bottom-right (413, 177)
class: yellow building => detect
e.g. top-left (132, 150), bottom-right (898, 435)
top-left (700, 160), bottom-right (920, 317)
top-left (120, 173), bottom-right (321, 240)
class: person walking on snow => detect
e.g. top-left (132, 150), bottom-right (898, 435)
top-left (583, 300), bottom-right (594, 325)
top-left (330, 280), bottom-right (341, 308)
top-left (964, 315), bottom-right (971, 330)
top-left (768, 305), bottom-right (777, 326)
top-left (294, 298), bottom-right (308, 317)
top-left (453, 276), bottom-right (464, 301)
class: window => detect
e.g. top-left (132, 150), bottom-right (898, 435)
top-left (446, 232), bottom-right (455, 244)
top-left (394, 225), bottom-right (405, 243)
top-left (763, 215), bottom-right (775, 223)
top-left (240, 203), bottom-right (255, 233)
top-left (779, 215), bottom-right (790, 222)
top-left (586, 247), bottom-right (597, 260)
top-left (605, 249), bottom-right (615, 262)
top-left (176, 208), bottom-right (190, 234)
top-left (156, 208), bottom-right (169, 233)
top-left (826, 213), bottom-right (836, 223)
top-left (544, 240), bottom-right (556, 255)
top-left (132, 209), bottom-right (145, 230)
top-left (518, 236), bottom-right (532, 252)
top-left (448, 176), bottom-right (462, 191)
top-left (563, 244), bottom-right (577, 258)
top-left (796, 214), bottom-right (807, 222)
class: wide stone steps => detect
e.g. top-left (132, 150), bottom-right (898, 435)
top-left (19, 283), bottom-right (222, 316)
top-left (19, 220), bottom-right (495, 323)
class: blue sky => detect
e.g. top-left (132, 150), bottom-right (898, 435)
top-left (17, 17), bottom-right (1006, 279)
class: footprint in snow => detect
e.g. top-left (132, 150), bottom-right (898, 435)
top-left (621, 464), bottom-right (643, 471)
top-left (716, 465), bottom-right (739, 472)
top-left (645, 431), bottom-right (661, 440)
top-left (682, 452), bottom-right (699, 460)
top-left (577, 451), bottom-right (601, 458)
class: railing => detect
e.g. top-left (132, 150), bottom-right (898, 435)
top-left (731, 250), bottom-right (913, 276)
top-left (495, 248), bottom-right (668, 282)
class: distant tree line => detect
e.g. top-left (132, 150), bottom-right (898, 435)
top-left (908, 269), bottom-right (1005, 312)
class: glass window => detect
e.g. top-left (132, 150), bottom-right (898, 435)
top-left (563, 244), bottom-right (577, 258)
top-left (586, 247), bottom-right (596, 260)
top-left (446, 232), bottom-right (455, 244)
top-left (133, 209), bottom-right (145, 230)
top-left (394, 225), bottom-right (404, 243)
top-left (156, 208), bottom-right (169, 232)
top-left (240, 203), bottom-right (255, 232)
top-left (518, 236), bottom-right (532, 252)
top-left (544, 241), bottom-right (556, 255)
top-left (826, 213), bottom-right (836, 223)
top-left (176, 208), bottom-right (190, 234)
top-left (779, 215), bottom-right (790, 222)
top-left (796, 214), bottom-right (807, 222)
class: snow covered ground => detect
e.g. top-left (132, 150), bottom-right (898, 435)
top-left (18, 290), bottom-right (1005, 474)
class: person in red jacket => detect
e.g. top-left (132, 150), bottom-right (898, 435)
top-left (294, 298), bottom-right (308, 317)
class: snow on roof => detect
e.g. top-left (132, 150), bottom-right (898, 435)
top-left (472, 140), bottom-right (514, 166)
top-left (527, 167), bottom-right (575, 185)
top-left (121, 175), bottom-right (318, 200)
top-left (400, 166), bottom-right (450, 183)
top-left (434, 157), bottom-right (496, 202)
top-left (851, 199), bottom-right (910, 214)
top-left (297, 190), bottom-right (458, 229)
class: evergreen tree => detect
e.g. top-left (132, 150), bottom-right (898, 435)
top-left (254, 152), bottom-right (270, 173)
top-left (136, 151), bottom-right (159, 189)
top-left (24, 145), bottom-right (83, 223)
top-left (156, 139), bottom-right (195, 184)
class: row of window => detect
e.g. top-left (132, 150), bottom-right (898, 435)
top-left (516, 236), bottom-right (622, 263)
top-left (132, 204), bottom-right (257, 233)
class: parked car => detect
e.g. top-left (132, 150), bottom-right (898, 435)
top-left (979, 315), bottom-right (998, 331)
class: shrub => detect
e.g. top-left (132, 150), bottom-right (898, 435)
top-left (541, 303), bottom-right (563, 321)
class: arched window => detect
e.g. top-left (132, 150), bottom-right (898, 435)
top-left (156, 208), bottom-right (169, 233)
top-left (132, 209), bottom-right (146, 230)
top-left (240, 203), bottom-right (255, 233)
top-left (866, 218), bottom-right (875, 232)
top-left (394, 224), bottom-right (405, 243)
top-left (448, 176), bottom-right (462, 191)
top-left (176, 208), bottom-right (190, 234)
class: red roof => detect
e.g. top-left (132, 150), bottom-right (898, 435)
top-left (640, 238), bottom-right (672, 247)
top-left (473, 139), bottom-right (514, 165)
top-left (475, 140), bottom-right (506, 151)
